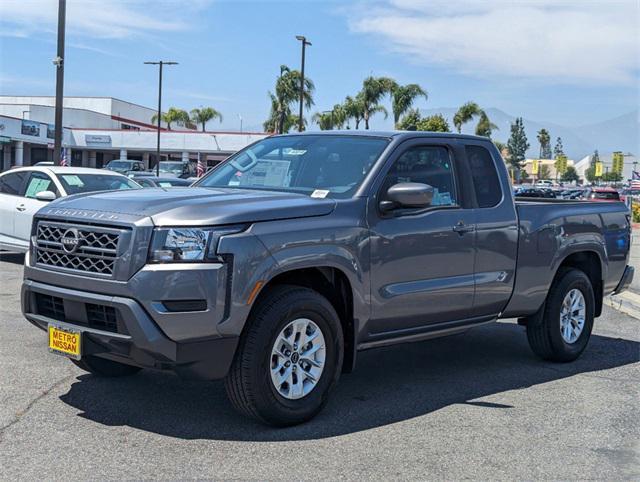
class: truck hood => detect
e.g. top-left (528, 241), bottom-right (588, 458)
top-left (44, 187), bottom-right (336, 226)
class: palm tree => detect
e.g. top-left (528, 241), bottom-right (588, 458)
top-left (536, 128), bottom-right (552, 159)
top-left (360, 76), bottom-right (397, 129)
top-left (190, 107), bottom-right (223, 132)
top-left (342, 95), bottom-right (365, 129)
top-left (151, 107), bottom-right (190, 130)
top-left (312, 111), bottom-right (334, 130)
top-left (453, 102), bottom-right (481, 133)
top-left (391, 83), bottom-right (427, 126)
top-left (264, 65), bottom-right (315, 134)
top-left (475, 111), bottom-right (498, 138)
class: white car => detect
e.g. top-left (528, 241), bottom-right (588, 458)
top-left (535, 179), bottom-right (554, 187)
top-left (0, 166), bottom-right (141, 252)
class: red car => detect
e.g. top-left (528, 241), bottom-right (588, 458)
top-left (585, 187), bottom-right (622, 202)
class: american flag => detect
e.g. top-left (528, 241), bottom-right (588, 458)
top-left (196, 154), bottom-right (205, 177)
top-left (59, 147), bottom-right (69, 167)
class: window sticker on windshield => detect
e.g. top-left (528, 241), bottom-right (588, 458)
top-left (61, 175), bottom-right (85, 187)
top-left (240, 160), bottom-right (290, 187)
top-left (311, 189), bottom-right (330, 199)
top-left (282, 148), bottom-right (307, 156)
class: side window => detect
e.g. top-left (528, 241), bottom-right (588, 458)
top-left (0, 172), bottom-right (27, 196)
top-left (24, 172), bottom-right (57, 199)
top-left (383, 145), bottom-right (457, 206)
top-left (466, 145), bottom-right (502, 208)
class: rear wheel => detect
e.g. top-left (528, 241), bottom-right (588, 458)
top-left (225, 285), bottom-right (344, 426)
top-left (72, 355), bottom-right (141, 377)
top-left (526, 267), bottom-right (595, 362)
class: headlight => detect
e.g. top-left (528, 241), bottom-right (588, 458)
top-left (149, 226), bottom-right (244, 263)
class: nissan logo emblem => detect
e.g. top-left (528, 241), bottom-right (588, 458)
top-left (61, 228), bottom-right (82, 253)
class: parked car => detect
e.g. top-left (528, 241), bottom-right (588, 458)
top-left (158, 160), bottom-right (194, 178)
top-left (104, 159), bottom-right (146, 175)
top-left (21, 132), bottom-right (633, 426)
top-left (0, 166), bottom-right (141, 252)
top-left (130, 175), bottom-right (193, 188)
top-left (535, 179), bottom-right (554, 188)
top-left (514, 187), bottom-right (556, 199)
top-left (584, 187), bottom-right (621, 202)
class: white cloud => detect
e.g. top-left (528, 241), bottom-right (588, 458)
top-left (0, 0), bottom-right (213, 39)
top-left (349, 0), bottom-right (639, 85)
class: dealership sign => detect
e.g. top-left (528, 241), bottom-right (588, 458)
top-left (85, 134), bottom-right (112, 145)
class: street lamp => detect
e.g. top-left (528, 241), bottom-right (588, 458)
top-left (53, 0), bottom-right (66, 165)
top-left (238, 114), bottom-right (243, 134)
top-left (144, 60), bottom-right (178, 176)
top-left (295, 35), bottom-right (311, 132)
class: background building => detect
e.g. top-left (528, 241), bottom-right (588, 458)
top-left (0, 96), bottom-right (267, 172)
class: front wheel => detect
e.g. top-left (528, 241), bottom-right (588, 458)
top-left (527, 267), bottom-right (595, 362)
top-left (224, 285), bottom-right (344, 426)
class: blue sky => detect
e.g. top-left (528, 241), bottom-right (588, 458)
top-left (0, 0), bottom-right (638, 134)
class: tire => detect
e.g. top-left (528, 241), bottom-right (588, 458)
top-left (225, 284), bottom-right (344, 426)
top-left (527, 267), bottom-right (595, 362)
top-left (72, 355), bottom-right (142, 377)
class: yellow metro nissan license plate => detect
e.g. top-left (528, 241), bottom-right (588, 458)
top-left (48, 325), bottom-right (81, 360)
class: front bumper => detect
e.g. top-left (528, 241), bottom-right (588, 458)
top-left (613, 265), bottom-right (634, 295)
top-left (22, 279), bottom-right (238, 380)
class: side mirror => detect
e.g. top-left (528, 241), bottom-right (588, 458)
top-left (35, 190), bottom-right (57, 202)
top-left (380, 182), bottom-right (434, 212)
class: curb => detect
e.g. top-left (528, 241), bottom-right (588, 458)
top-left (605, 291), bottom-right (640, 320)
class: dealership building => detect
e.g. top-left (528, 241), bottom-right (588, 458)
top-left (0, 96), bottom-right (268, 172)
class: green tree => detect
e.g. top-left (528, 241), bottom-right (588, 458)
top-left (538, 164), bottom-right (551, 180)
top-left (475, 111), bottom-right (498, 138)
top-left (494, 140), bottom-right (506, 155)
top-left (396, 108), bottom-right (421, 130)
top-left (417, 113), bottom-right (450, 132)
top-left (190, 107), bottom-right (223, 132)
top-left (391, 83), bottom-right (427, 126)
top-left (602, 171), bottom-right (623, 183)
top-left (506, 117), bottom-right (530, 180)
top-left (453, 101), bottom-right (481, 133)
top-left (584, 149), bottom-right (600, 183)
top-left (553, 137), bottom-right (564, 158)
top-left (537, 128), bottom-right (552, 159)
top-left (341, 95), bottom-right (365, 129)
top-left (151, 107), bottom-right (190, 130)
top-left (561, 166), bottom-right (580, 183)
top-left (264, 65), bottom-right (315, 133)
top-left (360, 76), bottom-right (397, 129)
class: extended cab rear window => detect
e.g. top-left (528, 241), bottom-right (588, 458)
top-left (466, 145), bottom-right (502, 208)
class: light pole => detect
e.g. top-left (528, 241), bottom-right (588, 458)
top-left (53, 0), bottom-right (66, 165)
top-left (295, 35), bottom-right (311, 132)
top-left (144, 60), bottom-right (178, 175)
top-left (238, 114), bottom-right (243, 134)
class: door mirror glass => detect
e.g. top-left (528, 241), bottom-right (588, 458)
top-left (381, 182), bottom-right (434, 211)
top-left (35, 190), bottom-right (57, 202)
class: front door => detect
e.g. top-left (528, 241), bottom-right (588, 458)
top-left (14, 172), bottom-right (58, 247)
top-left (367, 141), bottom-right (476, 338)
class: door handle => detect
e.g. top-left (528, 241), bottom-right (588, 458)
top-left (16, 205), bottom-right (26, 212)
top-left (453, 222), bottom-right (475, 234)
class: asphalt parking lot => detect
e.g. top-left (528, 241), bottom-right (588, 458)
top-left (0, 252), bottom-right (638, 480)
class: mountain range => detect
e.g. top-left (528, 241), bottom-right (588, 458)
top-left (419, 107), bottom-right (639, 160)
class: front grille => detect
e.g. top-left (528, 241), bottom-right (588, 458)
top-left (36, 293), bottom-right (65, 320)
top-left (35, 222), bottom-right (123, 276)
top-left (34, 293), bottom-right (120, 334)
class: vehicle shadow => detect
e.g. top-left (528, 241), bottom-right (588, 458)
top-left (59, 322), bottom-right (639, 441)
top-left (0, 252), bottom-right (25, 264)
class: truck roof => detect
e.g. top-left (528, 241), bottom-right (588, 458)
top-left (273, 130), bottom-right (492, 142)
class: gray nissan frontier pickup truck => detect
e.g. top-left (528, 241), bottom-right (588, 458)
top-left (21, 132), bottom-right (633, 426)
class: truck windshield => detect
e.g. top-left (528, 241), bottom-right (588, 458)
top-left (196, 135), bottom-right (389, 198)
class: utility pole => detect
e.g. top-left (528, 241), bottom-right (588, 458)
top-left (53, 0), bottom-right (66, 164)
top-left (295, 35), bottom-right (311, 132)
top-left (144, 60), bottom-right (178, 175)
